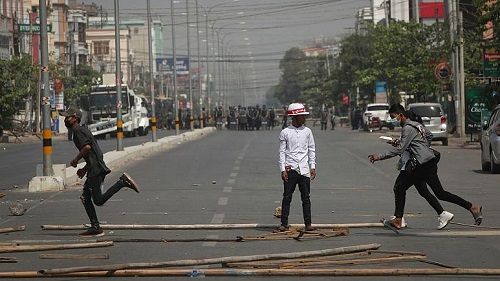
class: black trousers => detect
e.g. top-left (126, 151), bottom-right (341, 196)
top-left (281, 170), bottom-right (312, 226)
top-left (394, 159), bottom-right (472, 218)
top-left (81, 175), bottom-right (125, 228)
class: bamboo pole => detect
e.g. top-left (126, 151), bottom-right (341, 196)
top-left (5, 268), bottom-right (500, 278)
top-left (39, 254), bottom-right (109, 260)
top-left (0, 225), bottom-right (25, 234)
top-left (368, 250), bottom-right (426, 256)
top-left (0, 241), bottom-right (113, 253)
top-left (41, 223), bottom-right (383, 230)
top-left (278, 255), bottom-right (427, 268)
top-left (0, 257), bottom-right (17, 263)
top-left (222, 252), bottom-right (371, 268)
top-left (39, 244), bottom-right (381, 275)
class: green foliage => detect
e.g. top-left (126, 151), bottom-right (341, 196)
top-left (63, 64), bottom-right (101, 106)
top-left (0, 56), bottom-right (38, 129)
top-left (274, 48), bottom-right (308, 104)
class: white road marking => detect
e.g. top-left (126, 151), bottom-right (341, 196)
top-left (218, 197), bottom-right (228, 206)
top-left (412, 230), bottom-right (500, 237)
top-left (202, 235), bottom-right (219, 247)
top-left (230, 172), bottom-right (238, 178)
top-left (233, 166), bottom-right (240, 171)
top-left (234, 160), bottom-right (241, 165)
top-left (210, 213), bottom-right (225, 224)
top-left (237, 156), bottom-right (244, 160)
top-left (227, 179), bottom-right (236, 184)
top-left (223, 186), bottom-right (233, 193)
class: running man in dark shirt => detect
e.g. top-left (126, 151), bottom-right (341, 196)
top-left (62, 107), bottom-right (140, 237)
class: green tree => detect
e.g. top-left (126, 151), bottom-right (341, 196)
top-left (274, 47), bottom-right (308, 104)
top-left (0, 56), bottom-right (38, 133)
top-left (63, 64), bottom-right (101, 106)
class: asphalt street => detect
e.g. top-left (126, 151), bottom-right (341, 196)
top-left (0, 125), bottom-right (499, 280)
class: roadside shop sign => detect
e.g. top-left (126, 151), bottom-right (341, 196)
top-left (484, 52), bottom-right (500, 77)
top-left (465, 86), bottom-right (496, 134)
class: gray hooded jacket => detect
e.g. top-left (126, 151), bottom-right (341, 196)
top-left (378, 120), bottom-right (436, 170)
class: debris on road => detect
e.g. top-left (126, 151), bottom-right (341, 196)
top-left (39, 253), bottom-right (109, 260)
top-left (0, 241), bottom-right (113, 253)
top-left (0, 225), bottom-right (25, 234)
top-left (9, 202), bottom-right (26, 216)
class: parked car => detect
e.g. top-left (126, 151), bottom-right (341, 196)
top-left (480, 104), bottom-right (500, 173)
top-left (408, 103), bottom-right (448, 146)
top-left (363, 103), bottom-right (392, 131)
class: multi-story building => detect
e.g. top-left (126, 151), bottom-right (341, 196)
top-left (369, 0), bottom-right (445, 26)
top-left (0, 0), bottom-right (27, 58)
top-left (67, 9), bottom-right (88, 68)
top-left (356, 7), bottom-right (372, 35)
top-left (87, 16), bottom-right (164, 87)
top-left (86, 27), bottom-right (132, 84)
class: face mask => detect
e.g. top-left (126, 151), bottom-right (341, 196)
top-left (64, 118), bottom-right (73, 129)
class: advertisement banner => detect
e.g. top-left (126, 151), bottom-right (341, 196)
top-left (374, 81), bottom-right (387, 104)
top-left (484, 52), bottom-right (500, 77)
top-left (156, 58), bottom-right (189, 75)
top-left (465, 86), bottom-right (496, 134)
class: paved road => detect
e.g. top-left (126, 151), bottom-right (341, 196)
top-left (0, 126), bottom-right (499, 280)
top-left (0, 129), bottom-right (181, 189)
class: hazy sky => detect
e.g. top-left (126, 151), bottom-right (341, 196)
top-left (85, 0), bottom-right (369, 105)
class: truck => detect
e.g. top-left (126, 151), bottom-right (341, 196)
top-left (82, 84), bottom-right (150, 137)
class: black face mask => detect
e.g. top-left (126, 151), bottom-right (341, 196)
top-left (64, 119), bottom-right (73, 129)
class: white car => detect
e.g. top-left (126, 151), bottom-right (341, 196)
top-left (481, 104), bottom-right (500, 173)
top-left (408, 103), bottom-right (448, 146)
top-left (363, 103), bottom-right (391, 131)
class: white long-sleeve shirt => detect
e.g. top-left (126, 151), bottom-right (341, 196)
top-left (279, 125), bottom-right (316, 177)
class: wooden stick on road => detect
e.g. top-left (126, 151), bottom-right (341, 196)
top-left (5, 268), bottom-right (500, 278)
top-left (39, 254), bottom-right (109, 260)
top-left (0, 241), bottom-right (113, 253)
top-left (0, 225), bottom-right (25, 234)
top-left (41, 223), bottom-right (384, 230)
top-left (39, 243), bottom-right (381, 275)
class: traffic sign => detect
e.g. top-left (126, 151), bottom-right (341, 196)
top-left (434, 63), bottom-right (452, 80)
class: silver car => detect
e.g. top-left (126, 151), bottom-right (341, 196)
top-left (408, 103), bottom-right (448, 146)
top-left (481, 105), bottom-right (500, 173)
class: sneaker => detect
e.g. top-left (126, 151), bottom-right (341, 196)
top-left (304, 225), bottom-right (317, 231)
top-left (437, 211), bottom-right (454, 230)
top-left (79, 227), bottom-right (104, 237)
top-left (390, 216), bottom-right (407, 228)
top-left (277, 225), bottom-right (289, 232)
top-left (120, 173), bottom-right (140, 193)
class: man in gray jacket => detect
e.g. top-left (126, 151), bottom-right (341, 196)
top-left (369, 105), bottom-right (482, 231)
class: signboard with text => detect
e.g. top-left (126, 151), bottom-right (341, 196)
top-left (484, 52), bottom-right (500, 77)
top-left (18, 24), bottom-right (52, 33)
top-left (465, 86), bottom-right (496, 134)
top-left (156, 57), bottom-right (189, 75)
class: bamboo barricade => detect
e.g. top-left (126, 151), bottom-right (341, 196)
top-left (3, 268), bottom-right (500, 278)
top-left (0, 257), bottom-right (17, 263)
top-left (41, 223), bottom-right (383, 230)
top-left (39, 243), bottom-right (381, 275)
top-left (0, 225), bottom-right (25, 234)
top-left (0, 241), bottom-right (113, 253)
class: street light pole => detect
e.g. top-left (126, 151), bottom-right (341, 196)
top-left (114, 0), bottom-right (124, 151)
top-left (147, 0), bottom-right (157, 142)
top-left (195, 0), bottom-right (203, 128)
top-left (171, 0), bottom-right (179, 135)
top-left (39, 0), bottom-right (53, 176)
top-left (186, 0), bottom-right (193, 130)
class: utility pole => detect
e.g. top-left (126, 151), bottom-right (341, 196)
top-left (205, 13), bottom-right (211, 122)
top-left (195, 0), bottom-right (203, 128)
top-left (383, 0), bottom-right (390, 27)
top-left (412, 0), bottom-right (420, 23)
top-left (458, 9), bottom-right (465, 137)
top-left (39, 0), bottom-right (53, 176)
top-left (171, 0), bottom-right (179, 135)
top-left (114, 0), bottom-right (124, 151)
top-left (186, 0), bottom-right (193, 130)
top-left (147, 0), bottom-right (157, 142)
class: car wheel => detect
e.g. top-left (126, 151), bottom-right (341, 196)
top-left (482, 146), bottom-right (491, 171)
top-left (441, 138), bottom-right (448, 146)
top-left (491, 151), bottom-right (500, 174)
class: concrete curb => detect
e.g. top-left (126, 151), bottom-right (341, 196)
top-left (65, 127), bottom-right (216, 188)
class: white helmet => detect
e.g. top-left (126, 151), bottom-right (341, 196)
top-left (287, 103), bottom-right (309, 116)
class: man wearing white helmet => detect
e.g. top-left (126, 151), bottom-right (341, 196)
top-left (278, 103), bottom-right (317, 232)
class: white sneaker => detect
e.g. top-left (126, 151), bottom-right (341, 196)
top-left (437, 211), bottom-right (454, 230)
top-left (390, 216), bottom-right (407, 228)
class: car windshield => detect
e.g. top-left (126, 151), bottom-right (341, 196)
top-left (367, 105), bottom-right (388, 111)
top-left (410, 106), bottom-right (442, 117)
